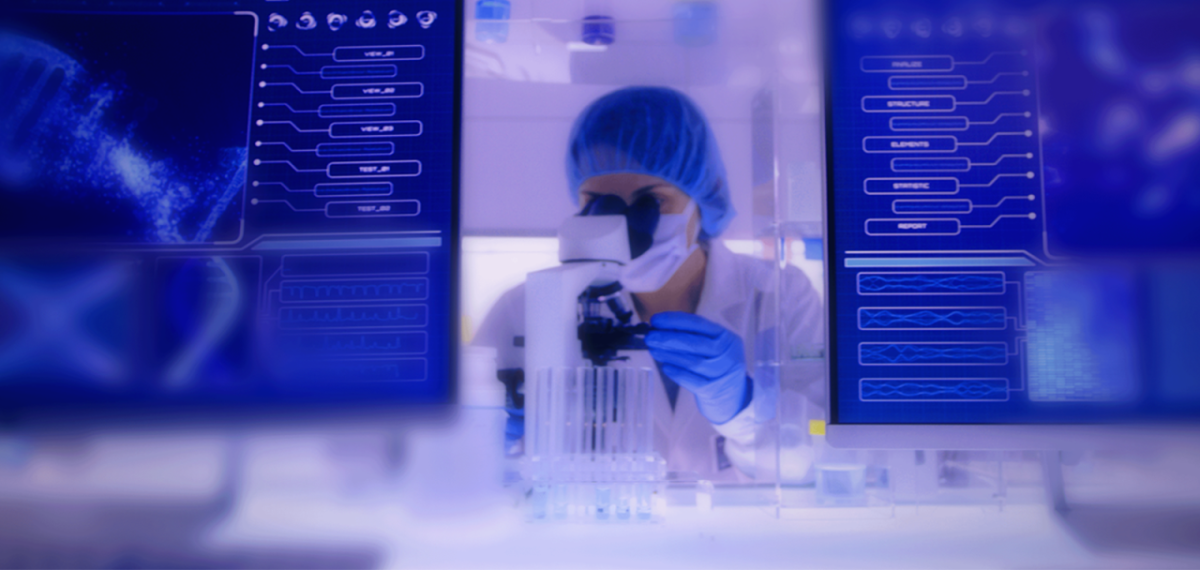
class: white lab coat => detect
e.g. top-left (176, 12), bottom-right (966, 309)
top-left (472, 240), bottom-right (825, 482)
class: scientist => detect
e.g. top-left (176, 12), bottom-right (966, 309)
top-left (474, 86), bottom-right (824, 481)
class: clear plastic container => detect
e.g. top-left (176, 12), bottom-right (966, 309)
top-left (524, 366), bottom-right (665, 522)
top-left (474, 0), bottom-right (510, 43)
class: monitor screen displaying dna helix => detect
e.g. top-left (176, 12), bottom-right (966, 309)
top-left (825, 0), bottom-right (1200, 426)
top-left (0, 0), bottom-right (461, 410)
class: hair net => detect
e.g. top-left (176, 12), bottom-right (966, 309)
top-left (566, 86), bottom-right (735, 239)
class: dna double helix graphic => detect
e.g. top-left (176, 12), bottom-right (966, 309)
top-left (1, 33), bottom-right (247, 243)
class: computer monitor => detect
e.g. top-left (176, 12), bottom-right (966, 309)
top-left (822, 0), bottom-right (1200, 448)
top-left (0, 0), bottom-right (461, 417)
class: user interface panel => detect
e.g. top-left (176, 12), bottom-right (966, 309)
top-left (0, 0), bottom-right (460, 408)
top-left (825, 0), bottom-right (1200, 424)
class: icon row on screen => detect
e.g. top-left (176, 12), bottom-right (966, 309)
top-left (268, 10), bottom-right (437, 32)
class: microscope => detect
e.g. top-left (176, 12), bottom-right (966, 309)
top-left (525, 204), bottom-right (652, 373)
top-left (520, 206), bottom-right (665, 522)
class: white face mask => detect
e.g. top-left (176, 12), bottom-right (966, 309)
top-left (619, 200), bottom-right (699, 293)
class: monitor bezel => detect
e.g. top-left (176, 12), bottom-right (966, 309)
top-left (816, 0), bottom-right (1200, 449)
top-left (0, 0), bottom-right (464, 418)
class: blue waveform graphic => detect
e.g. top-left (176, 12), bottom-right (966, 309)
top-left (858, 273), bottom-right (1004, 294)
top-left (281, 279), bottom-right (427, 302)
top-left (285, 333), bottom-right (426, 355)
top-left (279, 305), bottom-right (427, 329)
top-left (860, 343), bottom-right (1008, 365)
top-left (860, 308), bottom-right (1006, 329)
top-left (861, 379), bottom-right (1008, 401)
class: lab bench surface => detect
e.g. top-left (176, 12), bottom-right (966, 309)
top-left (207, 488), bottom-right (1200, 569)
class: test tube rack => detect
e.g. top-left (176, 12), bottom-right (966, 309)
top-left (523, 366), bottom-right (666, 522)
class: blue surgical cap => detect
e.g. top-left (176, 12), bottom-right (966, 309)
top-left (566, 86), bottom-right (735, 239)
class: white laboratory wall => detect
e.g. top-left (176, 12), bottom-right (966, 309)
top-left (460, 81), bottom-right (758, 239)
top-left (459, 0), bottom-right (812, 238)
top-left (461, 236), bottom-right (558, 340)
top-left (459, 0), bottom-right (826, 339)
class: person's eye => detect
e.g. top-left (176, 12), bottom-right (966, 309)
top-left (629, 193), bottom-right (660, 212)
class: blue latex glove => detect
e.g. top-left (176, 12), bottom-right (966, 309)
top-left (645, 312), bottom-right (752, 425)
top-left (504, 406), bottom-right (524, 444)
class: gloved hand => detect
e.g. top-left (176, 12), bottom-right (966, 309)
top-left (504, 406), bottom-right (524, 448)
top-left (497, 368), bottom-right (526, 452)
top-left (645, 312), bottom-right (752, 425)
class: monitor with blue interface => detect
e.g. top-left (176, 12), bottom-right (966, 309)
top-left (0, 0), bottom-right (460, 411)
top-left (824, 0), bottom-right (1200, 441)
